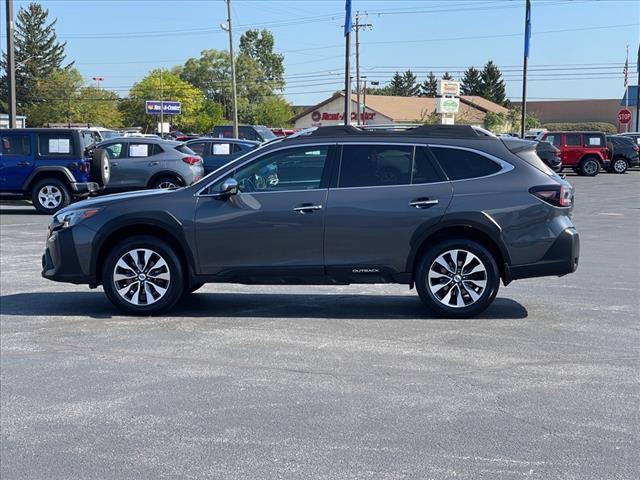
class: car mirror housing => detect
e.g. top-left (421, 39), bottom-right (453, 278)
top-left (220, 178), bottom-right (239, 196)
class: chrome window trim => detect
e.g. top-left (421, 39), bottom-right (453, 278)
top-left (194, 142), bottom-right (335, 197)
top-left (427, 144), bottom-right (514, 182)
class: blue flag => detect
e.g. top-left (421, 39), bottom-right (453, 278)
top-left (344, 0), bottom-right (352, 37)
top-left (524, 0), bottom-right (531, 58)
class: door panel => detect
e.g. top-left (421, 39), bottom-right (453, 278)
top-left (324, 183), bottom-right (452, 273)
top-left (194, 190), bottom-right (327, 275)
top-left (0, 134), bottom-right (34, 192)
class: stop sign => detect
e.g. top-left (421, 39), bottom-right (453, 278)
top-left (618, 108), bottom-right (632, 124)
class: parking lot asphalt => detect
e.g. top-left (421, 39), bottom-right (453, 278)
top-left (1, 172), bottom-right (639, 480)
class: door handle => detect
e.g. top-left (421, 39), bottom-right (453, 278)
top-left (111, 162), bottom-right (119, 167)
top-left (293, 204), bottom-right (323, 213)
top-left (148, 161), bottom-right (159, 166)
top-left (409, 199), bottom-right (439, 209)
top-left (16, 161), bottom-right (30, 166)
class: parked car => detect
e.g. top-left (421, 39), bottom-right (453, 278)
top-left (185, 138), bottom-right (260, 174)
top-left (42, 124), bottom-right (579, 318)
top-left (604, 135), bottom-right (639, 173)
top-left (535, 140), bottom-right (562, 172)
top-left (211, 125), bottom-right (277, 143)
top-left (94, 137), bottom-right (204, 191)
top-left (0, 128), bottom-right (110, 214)
top-left (539, 131), bottom-right (608, 176)
top-left (618, 132), bottom-right (640, 146)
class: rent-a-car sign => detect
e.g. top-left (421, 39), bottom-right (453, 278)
top-left (145, 100), bottom-right (182, 115)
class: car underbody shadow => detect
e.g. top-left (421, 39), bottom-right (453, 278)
top-left (0, 291), bottom-right (528, 320)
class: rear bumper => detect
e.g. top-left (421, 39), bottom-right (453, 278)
top-left (504, 227), bottom-right (579, 283)
top-left (70, 182), bottom-right (100, 195)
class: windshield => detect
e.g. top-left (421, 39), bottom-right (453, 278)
top-left (100, 130), bottom-right (121, 140)
top-left (254, 126), bottom-right (277, 141)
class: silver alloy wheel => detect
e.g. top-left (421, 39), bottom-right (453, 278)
top-left (428, 249), bottom-right (487, 308)
top-left (583, 160), bottom-right (598, 175)
top-left (157, 180), bottom-right (177, 189)
top-left (112, 248), bottom-right (171, 306)
top-left (613, 159), bottom-right (627, 173)
top-left (37, 185), bottom-right (62, 209)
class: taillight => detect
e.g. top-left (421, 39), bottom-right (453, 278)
top-left (78, 162), bottom-right (90, 173)
top-left (529, 184), bottom-right (573, 207)
top-left (634, 145), bottom-right (639, 152)
top-left (182, 156), bottom-right (202, 165)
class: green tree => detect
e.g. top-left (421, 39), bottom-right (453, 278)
top-left (442, 71), bottom-right (453, 80)
top-left (389, 72), bottom-right (405, 96)
top-left (239, 29), bottom-right (285, 88)
top-left (119, 69), bottom-right (204, 132)
top-left (0, 2), bottom-right (71, 114)
top-left (479, 60), bottom-right (506, 105)
top-left (460, 67), bottom-right (482, 96)
top-left (402, 70), bottom-right (420, 96)
top-left (420, 72), bottom-right (438, 97)
top-left (507, 107), bottom-right (541, 133)
top-left (74, 87), bottom-right (122, 127)
top-left (483, 111), bottom-right (507, 132)
top-left (251, 96), bottom-right (293, 126)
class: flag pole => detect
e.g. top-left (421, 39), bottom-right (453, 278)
top-left (636, 44), bottom-right (639, 132)
top-left (520, 0), bottom-right (531, 138)
top-left (344, 0), bottom-right (352, 126)
top-left (624, 45), bottom-right (629, 132)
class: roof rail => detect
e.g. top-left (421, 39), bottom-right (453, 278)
top-left (302, 124), bottom-right (484, 138)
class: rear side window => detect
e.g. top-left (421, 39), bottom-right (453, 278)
top-left (38, 134), bottom-right (74, 156)
top-left (584, 134), bottom-right (603, 147)
top-left (188, 142), bottom-right (207, 156)
top-left (211, 143), bottom-right (232, 155)
top-left (175, 144), bottom-right (196, 155)
top-left (430, 146), bottom-right (501, 180)
top-left (1, 134), bottom-right (31, 155)
top-left (565, 134), bottom-right (582, 146)
top-left (412, 147), bottom-right (442, 184)
top-left (544, 134), bottom-right (561, 147)
top-left (339, 145), bottom-right (412, 187)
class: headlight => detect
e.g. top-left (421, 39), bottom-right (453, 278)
top-left (51, 208), bottom-right (101, 230)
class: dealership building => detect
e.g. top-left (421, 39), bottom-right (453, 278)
top-left (290, 93), bottom-right (509, 129)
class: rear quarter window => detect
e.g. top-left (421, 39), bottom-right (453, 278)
top-left (430, 146), bottom-right (501, 180)
top-left (584, 134), bottom-right (604, 147)
top-left (175, 144), bottom-right (196, 155)
top-left (38, 134), bottom-right (75, 156)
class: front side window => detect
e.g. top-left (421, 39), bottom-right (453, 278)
top-left (38, 134), bottom-right (74, 156)
top-left (565, 134), bottom-right (582, 146)
top-left (1, 134), bottom-right (31, 155)
top-left (339, 145), bottom-right (412, 187)
top-left (212, 143), bottom-right (232, 155)
top-left (188, 142), bottom-right (207, 156)
top-left (544, 134), bottom-right (561, 147)
top-left (430, 146), bottom-right (501, 181)
top-left (211, 146), bottom-right (329, 193)
top-left (104, 142), bottom-right (125, 159)
top-left (412, 147), bottom-right (442, 184)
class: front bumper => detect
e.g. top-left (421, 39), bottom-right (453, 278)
top-left (70, 182), bottom-right (100, 196)
top-left (41, 226), bottom-right (93, 285)
top-left (504, 227), bottom-right (579, 283)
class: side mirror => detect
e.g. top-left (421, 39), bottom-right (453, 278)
top-left (220, 178), bottom-right (238, 196)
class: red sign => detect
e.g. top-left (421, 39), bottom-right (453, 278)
top-left (310, 110), bottom-right (376, 123)
top-left (618, 108), bottom-right (632, 124)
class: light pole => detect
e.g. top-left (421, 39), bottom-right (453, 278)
top-left (92, 76), bottom-right (104, 89)
top-left (222, 0), bottom-right (239, 139)
top-left (5, 0), bottom-right (17, 128)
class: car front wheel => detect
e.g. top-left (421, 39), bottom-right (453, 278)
top-left (611, 158), bottom-right (628, 174)
top-left (102, 236), bottom-right (184, 315)
top-left (415, 239), bottom-right (500, 318)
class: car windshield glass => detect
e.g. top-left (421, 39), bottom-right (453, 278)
top-left (100, 131), bottom-right (121, 140)
top-left (175, 144), bottom-right (196, 155)
top-left (254, 126), bottom-right (277, 141)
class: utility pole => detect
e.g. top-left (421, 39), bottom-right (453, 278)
top-left (520, 0), bottom-right (531, 138)
top-left (225, 0), bottom-right (239, 138)
top-left (160, 70), bottom-right (164, 136)
top-left (5, 0), bottom-right (17, 128)
top-left (353, 12), bottom-right (372, 125)
top-left (636, 44), bottom-right (640, 132)
top-left (343, 0), bottom-right (352, 126)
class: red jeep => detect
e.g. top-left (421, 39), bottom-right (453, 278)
top-left (540, 131), bottom-right (609, 176)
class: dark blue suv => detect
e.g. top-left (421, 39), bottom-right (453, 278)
top-left (0, 128), bottom-right (110, 214)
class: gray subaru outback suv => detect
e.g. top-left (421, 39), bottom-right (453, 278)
top-left (42, 125), bottom-right (579, 318)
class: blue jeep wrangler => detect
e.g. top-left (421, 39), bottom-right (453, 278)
top-left (0, 128), bottom-right (110, 214)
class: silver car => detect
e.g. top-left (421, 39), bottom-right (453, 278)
top-left (96, 138), bottom-right (204, 190)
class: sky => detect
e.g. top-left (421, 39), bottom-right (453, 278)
top-left (1, 0), bottom-right (639, 107)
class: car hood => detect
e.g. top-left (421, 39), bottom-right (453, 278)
top-left (60, 188), bottom-right (177, 213)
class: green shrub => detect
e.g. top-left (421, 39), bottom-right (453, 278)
top-left (542, 122), bottom-right (617, 134)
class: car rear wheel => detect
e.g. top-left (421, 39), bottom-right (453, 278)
top-left (150, 176), bottom-right (181, 190)
top-left (31, 178), bottom-right (72, 214)
top-left (102, 236), bottom-right (184, 315)
top-left (415, 239), bottom-right (500, 318)
top-left (611, 158), bottom-right (628, 174)
top-left (578, 157), bottom-right (600, 176)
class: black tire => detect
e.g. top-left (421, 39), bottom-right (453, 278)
top-left (30, 178), bottom-right (72, 214)
top-left (150, 176), bottom-right (181, 190)
top-left (415, 238), bottom-right (500, 318)
top-left (186, 282), bottom-right (205, 294)
top-left (611, 157), bottom-right (628, 174)
top-left (91, 149), bottom-right (111, 187)
top-left (102, 235), bottom-right (184, 315)
top-left (578, 157), bottom-right (600, 177)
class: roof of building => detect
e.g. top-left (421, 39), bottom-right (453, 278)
top-left (289, 93), bottom-right (509, 124)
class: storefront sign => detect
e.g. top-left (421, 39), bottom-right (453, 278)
top-left (436, 97), bottom-right (460, 114)
top-left (437, 80), bottom-right (461, 97)
top-left (145, 100), bottom-right (182, 115)
top-left (310, 110), bottom-right (376, 123)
